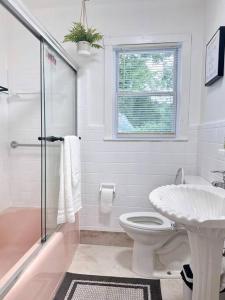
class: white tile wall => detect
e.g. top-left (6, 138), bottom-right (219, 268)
top-left (198, 121), bottom-right (225, 184)
top-left (7, 19), bottom-right (42, 209)
top-left (0, 95), bottom-right (11, 211)
top-left (8, 96), bottom-right (42, 207)
top-left (80, 126), bottom-right (198, 231)
top-left (0, 9), bottom-right (10, 211)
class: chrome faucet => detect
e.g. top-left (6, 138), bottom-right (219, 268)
top-left (211, 170), bottom-right (225, 189)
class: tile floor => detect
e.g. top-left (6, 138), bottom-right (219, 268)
top-left (68, 244), bottom-right (183, 300)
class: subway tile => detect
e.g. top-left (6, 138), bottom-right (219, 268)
top-left (198, 124), bottom-right (225, 183)
top-left (80, 126), bottom-right (199, 230)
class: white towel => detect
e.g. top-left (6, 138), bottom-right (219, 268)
top-left (57, 136), bottom-right (82, 224)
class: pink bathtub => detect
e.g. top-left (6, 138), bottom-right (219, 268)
top-left (0, 208), bottom-right (41, 283)
top-left (0, 207), bottom-right (79, 300)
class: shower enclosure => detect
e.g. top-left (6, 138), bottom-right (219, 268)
top-left (0, 0), bottom-right (79, 298)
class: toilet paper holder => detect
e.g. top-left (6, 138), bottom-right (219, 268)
top-left (99, 183), bottom-right (116, 195)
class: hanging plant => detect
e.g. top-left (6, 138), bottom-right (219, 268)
top-left (64, 22), bottom-right (103, 55)
top-left (64, 0), bottom-right (103, 56)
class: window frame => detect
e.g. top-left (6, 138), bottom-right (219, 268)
top-left (104, 34), bottom-right (192, 141)
top-left (115, 45), bottom-right (180, 138)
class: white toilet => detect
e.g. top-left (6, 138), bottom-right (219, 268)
top-left (119, 211), bottom-right (176, 276)
top-left (119, 169), bottom-right (203, 277)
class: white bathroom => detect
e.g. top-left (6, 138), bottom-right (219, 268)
top-left (0, 0), bottom-right (225, 299)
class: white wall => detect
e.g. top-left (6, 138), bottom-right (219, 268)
top-left (198, 0), bottom-right (225, 184)
top-left (0, 8), bottom-right (11, 211)
top-left (201, 0), bottom-right (225, 124)
top-left (24, 0), bottom-right (204, 231)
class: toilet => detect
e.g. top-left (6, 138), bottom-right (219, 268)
top-left (119, 211), bottom-right (176, 276)
top-left (119, 169), bottom-right (208, 277)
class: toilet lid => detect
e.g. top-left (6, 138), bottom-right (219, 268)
top-left (120, 212), bottom-right (173, 231)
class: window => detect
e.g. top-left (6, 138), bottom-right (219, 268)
top-left (115, 45), bottom-right (180, 138)
top-left (104, 35), bottom-right (191, 141)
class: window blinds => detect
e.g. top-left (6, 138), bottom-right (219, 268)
top-left (116, 46), bottom-right (179, 136)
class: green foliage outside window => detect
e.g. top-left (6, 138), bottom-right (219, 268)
top-left (117, 49), bottom-right (177, 134)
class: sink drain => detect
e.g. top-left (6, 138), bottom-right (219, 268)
top-left (167, 271), bottom-right (172, 275)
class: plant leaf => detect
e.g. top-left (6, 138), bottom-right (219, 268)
top-left (92, 43), bottom-right (103, 49)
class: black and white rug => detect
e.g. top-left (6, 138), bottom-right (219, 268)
top-left (54, 273), bottom-right (162, 300)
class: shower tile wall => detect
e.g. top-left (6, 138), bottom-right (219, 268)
top-left (0, 9), bottom-right (10, 211)
top-left (8, 96), bottom-right (41, 208)
top-left (0, 93), bottom-right (10, 211)
top-left (7, 16), bottom-right (41, 209)
top-left (0, 8), bottom-right (42, 213)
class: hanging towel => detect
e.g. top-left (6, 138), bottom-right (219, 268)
top-left (57, 136), bottom-right (82, 224)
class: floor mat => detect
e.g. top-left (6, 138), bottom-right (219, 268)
top-left (54, 273), bottom-right (162, 300)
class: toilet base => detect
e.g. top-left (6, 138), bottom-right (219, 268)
top-left (132, 241), bottom-right (155, 277)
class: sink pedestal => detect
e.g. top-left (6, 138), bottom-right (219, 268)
top-left (187, 228), bottom-right (224, 300)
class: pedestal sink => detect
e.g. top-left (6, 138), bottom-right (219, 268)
top-left (149, 184), bottom-right (225, 300)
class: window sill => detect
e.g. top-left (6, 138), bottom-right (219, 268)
top-left (103, 137), bottom-right (188, 142)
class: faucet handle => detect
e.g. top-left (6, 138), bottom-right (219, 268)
top-left (211, 170), bottom-right (225, 182)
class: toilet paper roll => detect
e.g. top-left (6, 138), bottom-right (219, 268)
top-left (100, 187), bottom-right (114, 214)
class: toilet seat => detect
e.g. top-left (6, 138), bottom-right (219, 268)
top-left (119, 212), bottom-right (173, 231)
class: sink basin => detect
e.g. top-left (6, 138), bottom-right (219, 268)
top-left (150, 184), bottom-right (225, 228)
top-left (149, 184), bottom-right (225, 300)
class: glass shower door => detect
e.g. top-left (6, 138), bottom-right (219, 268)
top-left (41, 43), bottom-right (77, 240)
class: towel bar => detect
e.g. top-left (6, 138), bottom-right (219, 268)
top-left (10, 136), bottom-right (81, 148)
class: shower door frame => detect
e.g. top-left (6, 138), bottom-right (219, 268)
top-left (1, 0), bottom-right (78, 241)
top-left (0, 0), bottom-right (79, 297)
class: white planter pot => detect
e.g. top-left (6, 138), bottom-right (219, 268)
top-left (77, 41), bottom-right (91, 56)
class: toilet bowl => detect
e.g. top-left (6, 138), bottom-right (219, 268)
top-left (119, 211), bottom-right (177, 277)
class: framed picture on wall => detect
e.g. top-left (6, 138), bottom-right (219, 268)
top-left (205, 26), bottom-right (225, 86)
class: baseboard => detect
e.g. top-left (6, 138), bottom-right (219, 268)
top-left (80, 230), bottom-right (133, 247)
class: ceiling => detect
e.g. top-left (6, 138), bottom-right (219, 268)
top-left (22, 0), bottom-right (204, 9)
